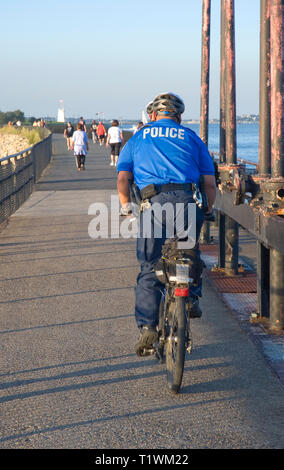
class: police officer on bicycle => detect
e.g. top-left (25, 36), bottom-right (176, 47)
top-left (117, 92), bottom-right (216, 356)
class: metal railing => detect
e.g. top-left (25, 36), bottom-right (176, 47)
top-left (200, 0), bottom-right (284, 332)
top-left (0, 129), bottom-right (52, 225)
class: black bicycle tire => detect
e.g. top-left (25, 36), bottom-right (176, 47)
top-left (157, 297), bottom-right (166, 362)
top-left (165, 296), bottom-right (186, 393)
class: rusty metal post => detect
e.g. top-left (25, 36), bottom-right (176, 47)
top-left (224, 0), bottom-right (239, 275)
top-left (259, 0), bottom-right (271, 176)
top-left (270, 0), bottom-right (284, 179)
top-left (257, 1), bottom-right (271, 322)
top-left (224, 213), bottom-right (239, 275)
top-left (224, 0), bottom-right (237, 165)
top-left (257, 241), bottom-right (270, 318)
top-left (270, 248), bottom-right (284, 330)
top-left (220, 0), bottom-right (226, 164)
top-left (200, 0), bottom-right (211, 147)
top-left (269, 0), bottom-right (284, 331)
top-left (200, 0), bottom-right (211, 244)
top-left (218, 211), bottom-right (226, 268)
top-left (218, 0), bottom-right (227, 266)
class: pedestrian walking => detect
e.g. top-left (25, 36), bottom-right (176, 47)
top-left (64, 122), bottom-right (75, 150)
top-left (78, 116), bottom-right (87, 132)
top-left (133, 121), bottom-right (144, 135)
top-left (71, 123), bottom-right (89, 170)
top-left (106, 119), bottom-right (124, 166)
top-left (97, 121), bottom-right (106, 146)
top-left (90, 120), bottom-right (98, 143)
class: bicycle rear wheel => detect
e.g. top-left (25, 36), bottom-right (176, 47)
top-left (165, 296), bottom-right (186, 393)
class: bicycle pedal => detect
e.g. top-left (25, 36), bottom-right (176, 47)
top-left (186, 339), bottom-right (193, 355)
top-left (155, 349), bottom-right (165, 363)
top-left (141, 347), bottom-right (156, 357)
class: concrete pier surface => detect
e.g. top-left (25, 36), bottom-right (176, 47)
top-left (0, 135), bottom-right (283, 449)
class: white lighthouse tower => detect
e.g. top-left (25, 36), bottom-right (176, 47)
top-left (57, 99), bottom-right (65, 123)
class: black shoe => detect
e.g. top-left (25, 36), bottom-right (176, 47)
top-left (135, 325), bottom-right (158, 357)
top-left (188, 294), bottom-right (202, 318)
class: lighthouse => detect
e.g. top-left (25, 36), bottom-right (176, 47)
top-left (57, 100), bottom-right (65, 123)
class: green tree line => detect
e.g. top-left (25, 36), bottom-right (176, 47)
top-left (0, 110), bottom-right (35, 125)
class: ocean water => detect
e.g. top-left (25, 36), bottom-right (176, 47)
top-left (122, 122), bottom-right (260, 166)
top-left (185, 123), bottom-right (259, 166)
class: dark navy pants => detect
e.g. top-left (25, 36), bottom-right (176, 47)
top-left (135, 190), bottom-right (204, 327)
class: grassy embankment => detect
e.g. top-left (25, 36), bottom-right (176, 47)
top-left (0, 126), bottom-right (44, 146)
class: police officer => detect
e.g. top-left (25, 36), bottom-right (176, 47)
top-left (117, 92), bottom-right (216, 356)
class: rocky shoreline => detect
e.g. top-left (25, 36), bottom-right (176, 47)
top-left (0, 134), bottom-right (30, 159)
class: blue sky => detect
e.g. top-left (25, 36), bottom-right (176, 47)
top-left (1, 0), bottom-right (260, 120)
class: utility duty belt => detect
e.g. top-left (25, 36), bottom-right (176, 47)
top-left (128, 180), bottom-right (209, 214)
top-left (140, 183), bottom-right (193, 201)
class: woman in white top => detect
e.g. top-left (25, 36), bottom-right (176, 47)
top-left (106, 120), bottom-right (124, 167)
top-left (71, 123), bottom-right (89, 171)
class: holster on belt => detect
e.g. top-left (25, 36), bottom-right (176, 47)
top-left (140, 184), bottom-right (158, 201)
top-left (128, 179), bottom-right (142, 205)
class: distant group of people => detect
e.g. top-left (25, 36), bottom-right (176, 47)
top-left (63, 116), bottom-right (124, 170)
top-left (7, 118), bottom-right (46, 128)
top-left (33, 118), bottom-right (46, 127)
top-left (8, 120), bottom-right (22, 127)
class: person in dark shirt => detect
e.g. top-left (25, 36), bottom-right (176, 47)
top-left (64, 122), bottom-right (74, 151)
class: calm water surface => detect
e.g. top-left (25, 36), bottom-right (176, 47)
top-left (186, 123), bottom-right (259, 165)
top-left (122, 122), bottom-right (259, 166)
top-left (187, 124), bottom-right (259, 163)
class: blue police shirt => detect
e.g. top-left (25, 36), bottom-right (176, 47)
top-left (117, 119), bottom-right (215, 190)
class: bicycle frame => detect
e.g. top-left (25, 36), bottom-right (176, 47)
top-left (156, 280), bottom-right (192, 361)
top-left (122, 202), bottom-right (196, 392)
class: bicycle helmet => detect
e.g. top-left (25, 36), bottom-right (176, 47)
top-left (152, 92), bottom-right (185, 117)
top-left (146, 101), bottom-right (153, 115)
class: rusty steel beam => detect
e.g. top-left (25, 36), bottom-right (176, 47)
top-left (270, 0), bottom-right (284, 178)
top-left (222, 0), bottom-right (239, 274)
top-left (224, 0), bottom-right (237, 165)
top-left (220, 0), bottom-right (226, 164)
top-left (215, 0), bottom-right (284, 331)
top-left (224, 214), bottom-right (239, 275)
top-left (200, 0), bottom-right (211, 244)
top-left (270, 248), bottom-right (284, 330)
top-left (257, 241), bottom-right (270, 318)
top-left (269, 0), bottom-right (284, 331)
top-left (218, 212), bottom-right (226, 267)
top-left (217, 1), bottom-right (227, 266)
top-left (256, 0), bottom-right (271, 323)
top-left (215, 189), bottom-right (284, 255)
top-left (200, 0), bottom-right (211, 147)
top-left (259, 0), bottom-right (271, 176)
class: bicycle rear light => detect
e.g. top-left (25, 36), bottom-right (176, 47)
top-left (174, 287), bottom-right (189, 297)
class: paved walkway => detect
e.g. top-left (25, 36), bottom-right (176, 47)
top-left (0, 135), bottom-right (283, 449)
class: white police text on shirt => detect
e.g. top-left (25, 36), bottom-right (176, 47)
top-left (142, 127), bottom-right (185, 140)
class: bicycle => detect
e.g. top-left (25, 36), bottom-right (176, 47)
top-left (126, 181), bottom-right (213, 393)
top-left (137, 237), bottom-right (204, 394)
top-left (138, 220), bottom-right (213, 394)
top-left (153, 238), bottom-right (203, 393)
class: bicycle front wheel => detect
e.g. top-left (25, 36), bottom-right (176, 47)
top-left (165, 296), bottom-right (186, 393)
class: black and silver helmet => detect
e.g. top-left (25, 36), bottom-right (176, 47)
top-left (152, 92), bottom-right (185, 116)
top-left (146, 101), bottom-right (154, 114)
